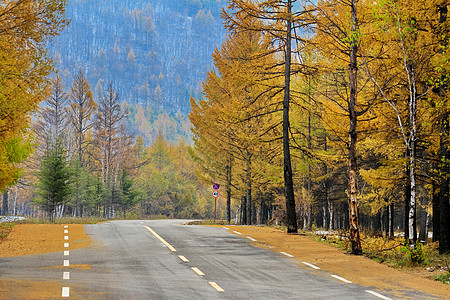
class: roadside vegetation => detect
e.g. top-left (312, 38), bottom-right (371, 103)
top-left (310, 229), bottom-right (450, 285)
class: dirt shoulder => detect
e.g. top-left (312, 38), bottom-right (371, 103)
top-left (0, 224), bottom-right (91, 257)
top-left (223, 225), bottom-right (450, 299)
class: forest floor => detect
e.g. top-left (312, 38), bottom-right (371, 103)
top-left (0, 223), bottom-right (449, 299)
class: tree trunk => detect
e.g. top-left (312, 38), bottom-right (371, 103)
top-left (439, 112), bottom-right (450, 253)
top-left (404, 157), bottom-right (411, 242)
top-left (246, 152), bottom-right (252, 225)
top-left (283, 0), bottom-right (297, 234)
top-left (408, 97), bottom-right (417, 244)
top-left (226, 160), bottom-right (232, 225)
top-left (2, 190), bottom-right (8, 216)
top-left (432, 181), bottom-right (440, 242)
top-left (347, 0), bottom-right (362, 255)
top-left (418, 210), bottom-right (429, 243)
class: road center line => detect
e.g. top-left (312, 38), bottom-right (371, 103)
top-left (64, 230), bottom-right (68, 234)
top-left (232, 231), bottom-right (242, 235)
top-left (191, 267), bottom-right (205, 276)
top-left (62, 287), bottom-right (70, 297)
top-left (209, 282), bottom-right (224, 292)
top-left (302, 262), bottom-right (320, 270)
top-left (178, 255), bottom-right (189, 262)
top-left (365, 290), bottom-right (392, 300)
top-left (63, 272), bottom-right (70, 280)
top-left (63, 260), bottom-right (70, 267)
top-left (246, 236), bottom-right (257, 242)
top-left (141, 225), bottom-right (177, 252)
top-left (222, 227), bottom-right (229, 230)
top-left (280, 252), bottom-right (294, 258)
top-left (64, 236), bottom-right (69, 240)
top-left (64, 250), bottom-right (69, 256)
top-left (331, 275), bottom-right (352, 283)
top-left (64, 243), bottom-right (69, 248)
top-left (64, 225), bottom-right (68, 228)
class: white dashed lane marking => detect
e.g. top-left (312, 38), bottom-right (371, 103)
top-left (232, 231), bottom-right (242, 235)
top-left (365, 290), bottom-right (392, 300)
top-left (331, 275), bottom-right (352, 284)
top-left (280, 252), bottom-right (294, 258)
top-left (62, 225), bottom-right (70, 298)
top-left (302, 262), bottom-right (320, 270)
top-left (62, 287), bottom-right (70, 297)
top-left (246, 236), bottom-right (257, 242)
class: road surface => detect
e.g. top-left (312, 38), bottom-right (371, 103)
top-left (0, 220), bottom-right (430, 299)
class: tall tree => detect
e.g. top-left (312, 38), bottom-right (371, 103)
top-left (68, 69), bottom-right (97, 166)
top-left (0, 0), bottom-right (68, 191)
top-left (36, 140), bottom-right (72, 222)
top-left (35, 75), bottom-right (69, 150)
top-left (221, 0), bottom-right (313, 233)
top-left (94, 83), bottom-right (128, 217)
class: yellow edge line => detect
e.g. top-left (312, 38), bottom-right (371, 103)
top-left (191, 267), bottom-right (205, 276)
top-left (209, 282), bottom-right (224, 292)
top-left (141, 225), bottom-right (177, 252)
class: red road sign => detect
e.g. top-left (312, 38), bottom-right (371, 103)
top-left (212, 191), bottom-right (219, 198)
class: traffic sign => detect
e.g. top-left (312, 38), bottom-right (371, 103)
top-left (212, 191), bottom-right (219, 198)
top-left (213, 183), bottom-right (220, 190)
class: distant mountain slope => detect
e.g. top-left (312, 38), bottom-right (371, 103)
top-left (51, 0), bottom-right (227, 116)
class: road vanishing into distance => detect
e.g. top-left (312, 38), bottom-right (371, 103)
top-left (0, 220), bottom-right (428, 299)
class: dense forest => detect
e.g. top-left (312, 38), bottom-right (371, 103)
top-left (1, 0), bottom-right (450, 256)
top-left (50, 0), bottom-right (226, 114)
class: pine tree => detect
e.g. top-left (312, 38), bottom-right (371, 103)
top-left (36, 140), bottom-right (72, 222)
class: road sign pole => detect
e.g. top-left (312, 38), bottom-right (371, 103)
top-left (212, 188), bottom-right (219, 223)
top-left (214, 197), bottom-right (217, 224)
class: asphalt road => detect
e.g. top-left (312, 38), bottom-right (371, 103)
top-left (1, 220), bottom-right (404, 299)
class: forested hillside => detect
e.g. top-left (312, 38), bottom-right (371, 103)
top-left (51, 0), bottom-right (226, 114)
top-left (50, 0), bottom-right (226, 142)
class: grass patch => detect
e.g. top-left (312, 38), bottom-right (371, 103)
top-left (0, 222), bottom-right (16, 241)
top-left (433, 273), bottom-right (450, 285)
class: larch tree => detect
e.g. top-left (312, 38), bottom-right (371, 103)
top-left (307, 0), bottom-right (384, 254)
top-left (362, 0), bottom-right (447, 245)
top-left (0, 0), bottom-right (68, 191)
top-left (93, 83), bottom-right (128, 218)
top-left (68, 69), bottom-right (97, 166)
top-left (221, 0), bottom-right (313, 233)
top-left (35, 75), bottom-right (69, 151)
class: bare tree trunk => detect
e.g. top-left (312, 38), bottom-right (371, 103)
top-left (2, 190), bottom-right (8, 216)
top-left (432, 181), bottom-right (440, 242)
top-left (347, 0), bottom-right (362, 254)
top-left (246, 151), bottom-right (252, 225)
top-left (439, 112), bottom-right (450, 253)
top-left (283, 0), bottom-right (297, 233)
top-left (226, 159), bottom-right (232, 225)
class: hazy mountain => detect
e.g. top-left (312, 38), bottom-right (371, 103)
top-left (50, 0), bottom-right (227, 116)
